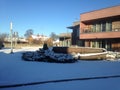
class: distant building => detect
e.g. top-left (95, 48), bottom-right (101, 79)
top-left (59, 33), bottom-right (71, 46)
top-left (31, 34), bottom-right (49, 41)
top-left (18, 38), bottom-right (28, 43)
top-left (53, 39), bottom-right (60, 46)
top-left (4, 35), bottom-right (28, 43)
top-left (68, 5), bottom-right (120, 51)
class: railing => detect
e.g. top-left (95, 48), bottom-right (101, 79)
top-left (81, 28), bottom-right (120, 34)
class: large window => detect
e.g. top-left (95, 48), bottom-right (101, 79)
top-left (106, 21), bottom-right (112, 31)
top-left (96, 23), bottom-right (101, 32)
top-left (101, 22), bottom-right (106, 32)
top-left (92, 21), bottom-right (112, 32)
top-left (76, 28), bottom-right (80, 37)
top-left (85, 21), bottom-right (112, 33)
top-left (92, 24), bottom-right (96, 32)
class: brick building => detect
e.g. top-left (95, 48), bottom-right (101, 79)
top-left (68, 5), bottom-right (120, 51)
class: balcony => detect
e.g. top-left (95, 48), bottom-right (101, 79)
top-left (80, 28), bottom-right (120, 39)
top-left (81, 27), bottom-right (120, 33)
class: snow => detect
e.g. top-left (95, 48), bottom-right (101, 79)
top-left (44, 48), bottom-right (74, 62)
top-left (0, 47), bottom-right (120, 90)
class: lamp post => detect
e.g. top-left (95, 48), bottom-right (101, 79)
top-left (10, 22), bottom-right (13, 54)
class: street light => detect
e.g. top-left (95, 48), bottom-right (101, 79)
top-left (10, 22), bottom-right (13, 54)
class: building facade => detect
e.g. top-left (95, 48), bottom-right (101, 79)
top-left (59, 33), bottom-right (71, 46)
top-left (68, 5), bottom-right (120, 51)
top-left (80, 5), bottom-right (120, 51)
top-left (67, 21), bottom-right (81, 46)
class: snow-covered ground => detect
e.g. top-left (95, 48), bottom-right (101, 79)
top-left (0, 47), bottom-right (120, 90)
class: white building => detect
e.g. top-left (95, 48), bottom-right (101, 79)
top-left (31, 34), bottom-right (49, 41)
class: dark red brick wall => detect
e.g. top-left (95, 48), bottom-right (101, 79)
top-left (80, 5), bottom-right (120, 22)
top-left (53, 47), bottom-right (104, 54)
top-left (80, 31), bottom-right (120, 39)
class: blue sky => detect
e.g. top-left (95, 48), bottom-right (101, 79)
top-left (0, 0), bottom-right (120, 37)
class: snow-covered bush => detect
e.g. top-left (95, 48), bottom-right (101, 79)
top-left (22, 47), bottom-right (77, 63)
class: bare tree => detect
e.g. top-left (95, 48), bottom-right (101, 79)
top-left (0, 33), bottom-right (8, 49)
top-left (0, 33), bottom-right (8, 42)
top-left (50, 32), bottom-right (58, 41)
top-left (24, 29), bottom-right (34, 39)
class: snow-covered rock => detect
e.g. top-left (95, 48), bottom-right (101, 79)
top-left (22, 48), bottom-right (77, 63)
top-left (106, 52), bottom-right (117, 61)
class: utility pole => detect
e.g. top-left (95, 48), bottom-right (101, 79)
top-left (10, 22), bottom-right (13, 54)
top-left (14, 32), bottom-right (17, 47)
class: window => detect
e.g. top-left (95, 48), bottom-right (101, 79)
top-left (101, 22), bottom-right (106, 32)
top-left (106, 21), bottom-right (112, 31)
top-left (92, 24), bottom-right (96, 32)
top-left (76, 28), bottom-right (80, 37)
top-left (96, 23), bottom-right (101, 32)
top-left (91, 21), bottom-right (112, 33)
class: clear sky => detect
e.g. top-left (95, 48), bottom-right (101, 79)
top-left (0, 0), bottom-right (120, 37)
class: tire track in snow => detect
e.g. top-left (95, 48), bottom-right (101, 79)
top-left (0, 75), bottom-right (120, 89)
